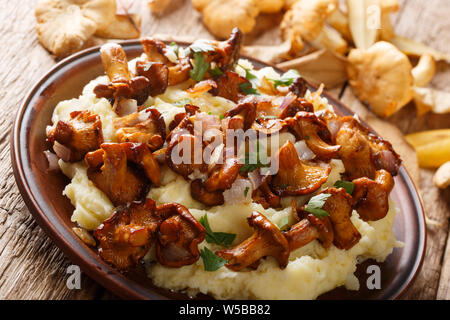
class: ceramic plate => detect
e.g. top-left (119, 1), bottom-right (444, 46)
top-left (11, 40), bottom-right (426, 300)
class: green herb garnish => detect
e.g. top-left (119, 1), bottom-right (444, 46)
top-left (305, 193), bottom-right (332, 218)
top-left (200, 247), bottom-right (227, 272)
top-left (219, 114), bottom-right (224, 120)
top-left (268, 69), bottom-right (300, 89)
top-left (280, 183), bottom-right (290, 190)
top-left (239, 64), bottom-right (258, 81)
top-left (240, 142), bottom-right (269, 174)
top-left (190, 52), bottom-right (209, 81)
top-left (239, 82), bottom-right (259, 95)
top-left (199, 215), bottom-right (236, 247)
top-left (334, 180), bottom-right (355, 195)
top-left (209, 66), bottom-right (224, 77)
top-left (305, 135), bottom-right (310, 140)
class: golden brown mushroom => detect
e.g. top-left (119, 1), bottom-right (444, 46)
top-left (140, 37), bottom-right (191, 86)
top-left (283, 213), bottom-right (334, 251)
top-left (319, 188), bottom-right (361, 250)
top-left (252, 179), bottom-right (281, 209)
top-left (212, 71), bottom-right (249, 103)
top-left (285, 111), bottom-right (341, 160)
top-left (271, 141), bottom-right (331, 196)
top-left (224, 99), bottom-right (257, 130)
top-left (135, 61), bottom-right (169, 97)
top-left (216, 211), bottom-right (290, 271)
top-left (352, 169), bottom-right (395, 221)
top-left (190, 179), bottom-right (224, 206)
top-left (155, 202), bottom-right (206, 267)
top-left (85, 143), bottom-right (160, 206)
top-left (94, 199), bottom-right (162, 271)
top-left (113, 108), bottom-right (166, 151)
top-left (48, 110), bottom-right (103, 162)
top-left (336, 116), bottom-right (401, 180)
top-left (93, 43), bottom-right (151, 105)
top-left (205, 157), bottom-right (243, 192)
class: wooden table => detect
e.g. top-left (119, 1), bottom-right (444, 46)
top-left (0, 0), bottom-right (448, 300)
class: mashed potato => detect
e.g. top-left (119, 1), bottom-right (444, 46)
top-left (51, 58), bottom-right (402, 300)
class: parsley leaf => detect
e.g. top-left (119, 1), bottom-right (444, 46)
top-left (239, 82), bottom-right (259, 95)
top-left (277, 216), bottom-right (290, 230)
top-left (219, 114), bottom-right (224, 120)
top-left (239, 64), bottom-right (258, 81)
top-left (209, 66), bottom-right (223, 77)
top-left (305, 193), bottom-right (332, 218)
top-left (268, 69), bottom-right (300, 89)
top-left (199, 215), bottom-right (236, 247)
top-left (239, 142), bottom-right (269, 174)
top-left (190, 52), bottom-right (209, 81)
top-left (190, 40), bottom-right (215, 53)
top-left (334, 180), bottom-right (355, 195)
top-left (200, 247), bottom-right (227, 271)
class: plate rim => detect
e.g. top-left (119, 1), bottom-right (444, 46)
top-left (10, 39), bottom-right (427, 300)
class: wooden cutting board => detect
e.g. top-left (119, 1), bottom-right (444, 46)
top-left (0, 0), bottom-right (448, 299)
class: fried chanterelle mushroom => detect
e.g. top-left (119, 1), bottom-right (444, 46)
top-left (85, 142), bottom-right (160, 206)
top-left (94, 43), bottom-right (151, 106)
top-left (48, 110), bottom-right (103, 162)
top-left (216, 211), bottom-right (290, 271)
top-left (95, 199), bottom-right (160, 270)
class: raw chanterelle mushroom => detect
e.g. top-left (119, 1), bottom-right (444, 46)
top-left (347, 41), bottom-right (414, 117)
top-left (35, 0), bottom-right (116, 57)
top-left (281, 0), bottom-right (347, 56)
top-left (192, 0), bottom-right (259, 40)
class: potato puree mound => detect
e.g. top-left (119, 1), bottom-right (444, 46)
top-left (51, 59), bottom-right (401, 300)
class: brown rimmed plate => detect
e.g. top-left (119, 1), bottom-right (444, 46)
top-left (11, 40), bottom-right (426, 300)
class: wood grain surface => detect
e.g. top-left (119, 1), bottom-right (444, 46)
top-left (0, 0), bottom-right (448, 300)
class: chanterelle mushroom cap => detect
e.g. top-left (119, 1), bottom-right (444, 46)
top-left (194, 0), bottom-right (259, 39)
top-left (48, 110), bottom-right (103, 162)
top-left (113, 108), bottom-right (166, 151)
top-left (347, 41), bottom-right (414, 117)
top-left (281, 0), bottom-right (346, 55)
top-left (271, 140), bottom-right (331, 196)
top-left (85, 142), bottom-right (160, 205)
top-left (216, 211), bottom-right (290, 271)
top-left (285, 111), bottom-right (341, 160)
top-left (155, 203), bottom-right (206, 267)
top-left (336, 116), bottom-right (401, 180)
top-left (283, 213), bottom-right (334, 251)
top-left (94, 43), bottom-right (151, 105)
top-left (352, 169), bottom-right (394, 221)
top-left (319, 188), bottom-right (361, 250)
top-left (94, 199), bottom-right (161, 271)
top-left (35, 0), bottom-right (115, 57)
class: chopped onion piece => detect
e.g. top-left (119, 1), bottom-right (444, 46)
top-left (223, 179), bottom-right (253, 205)
top-left (294, 140), bottom-right (315, 161)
